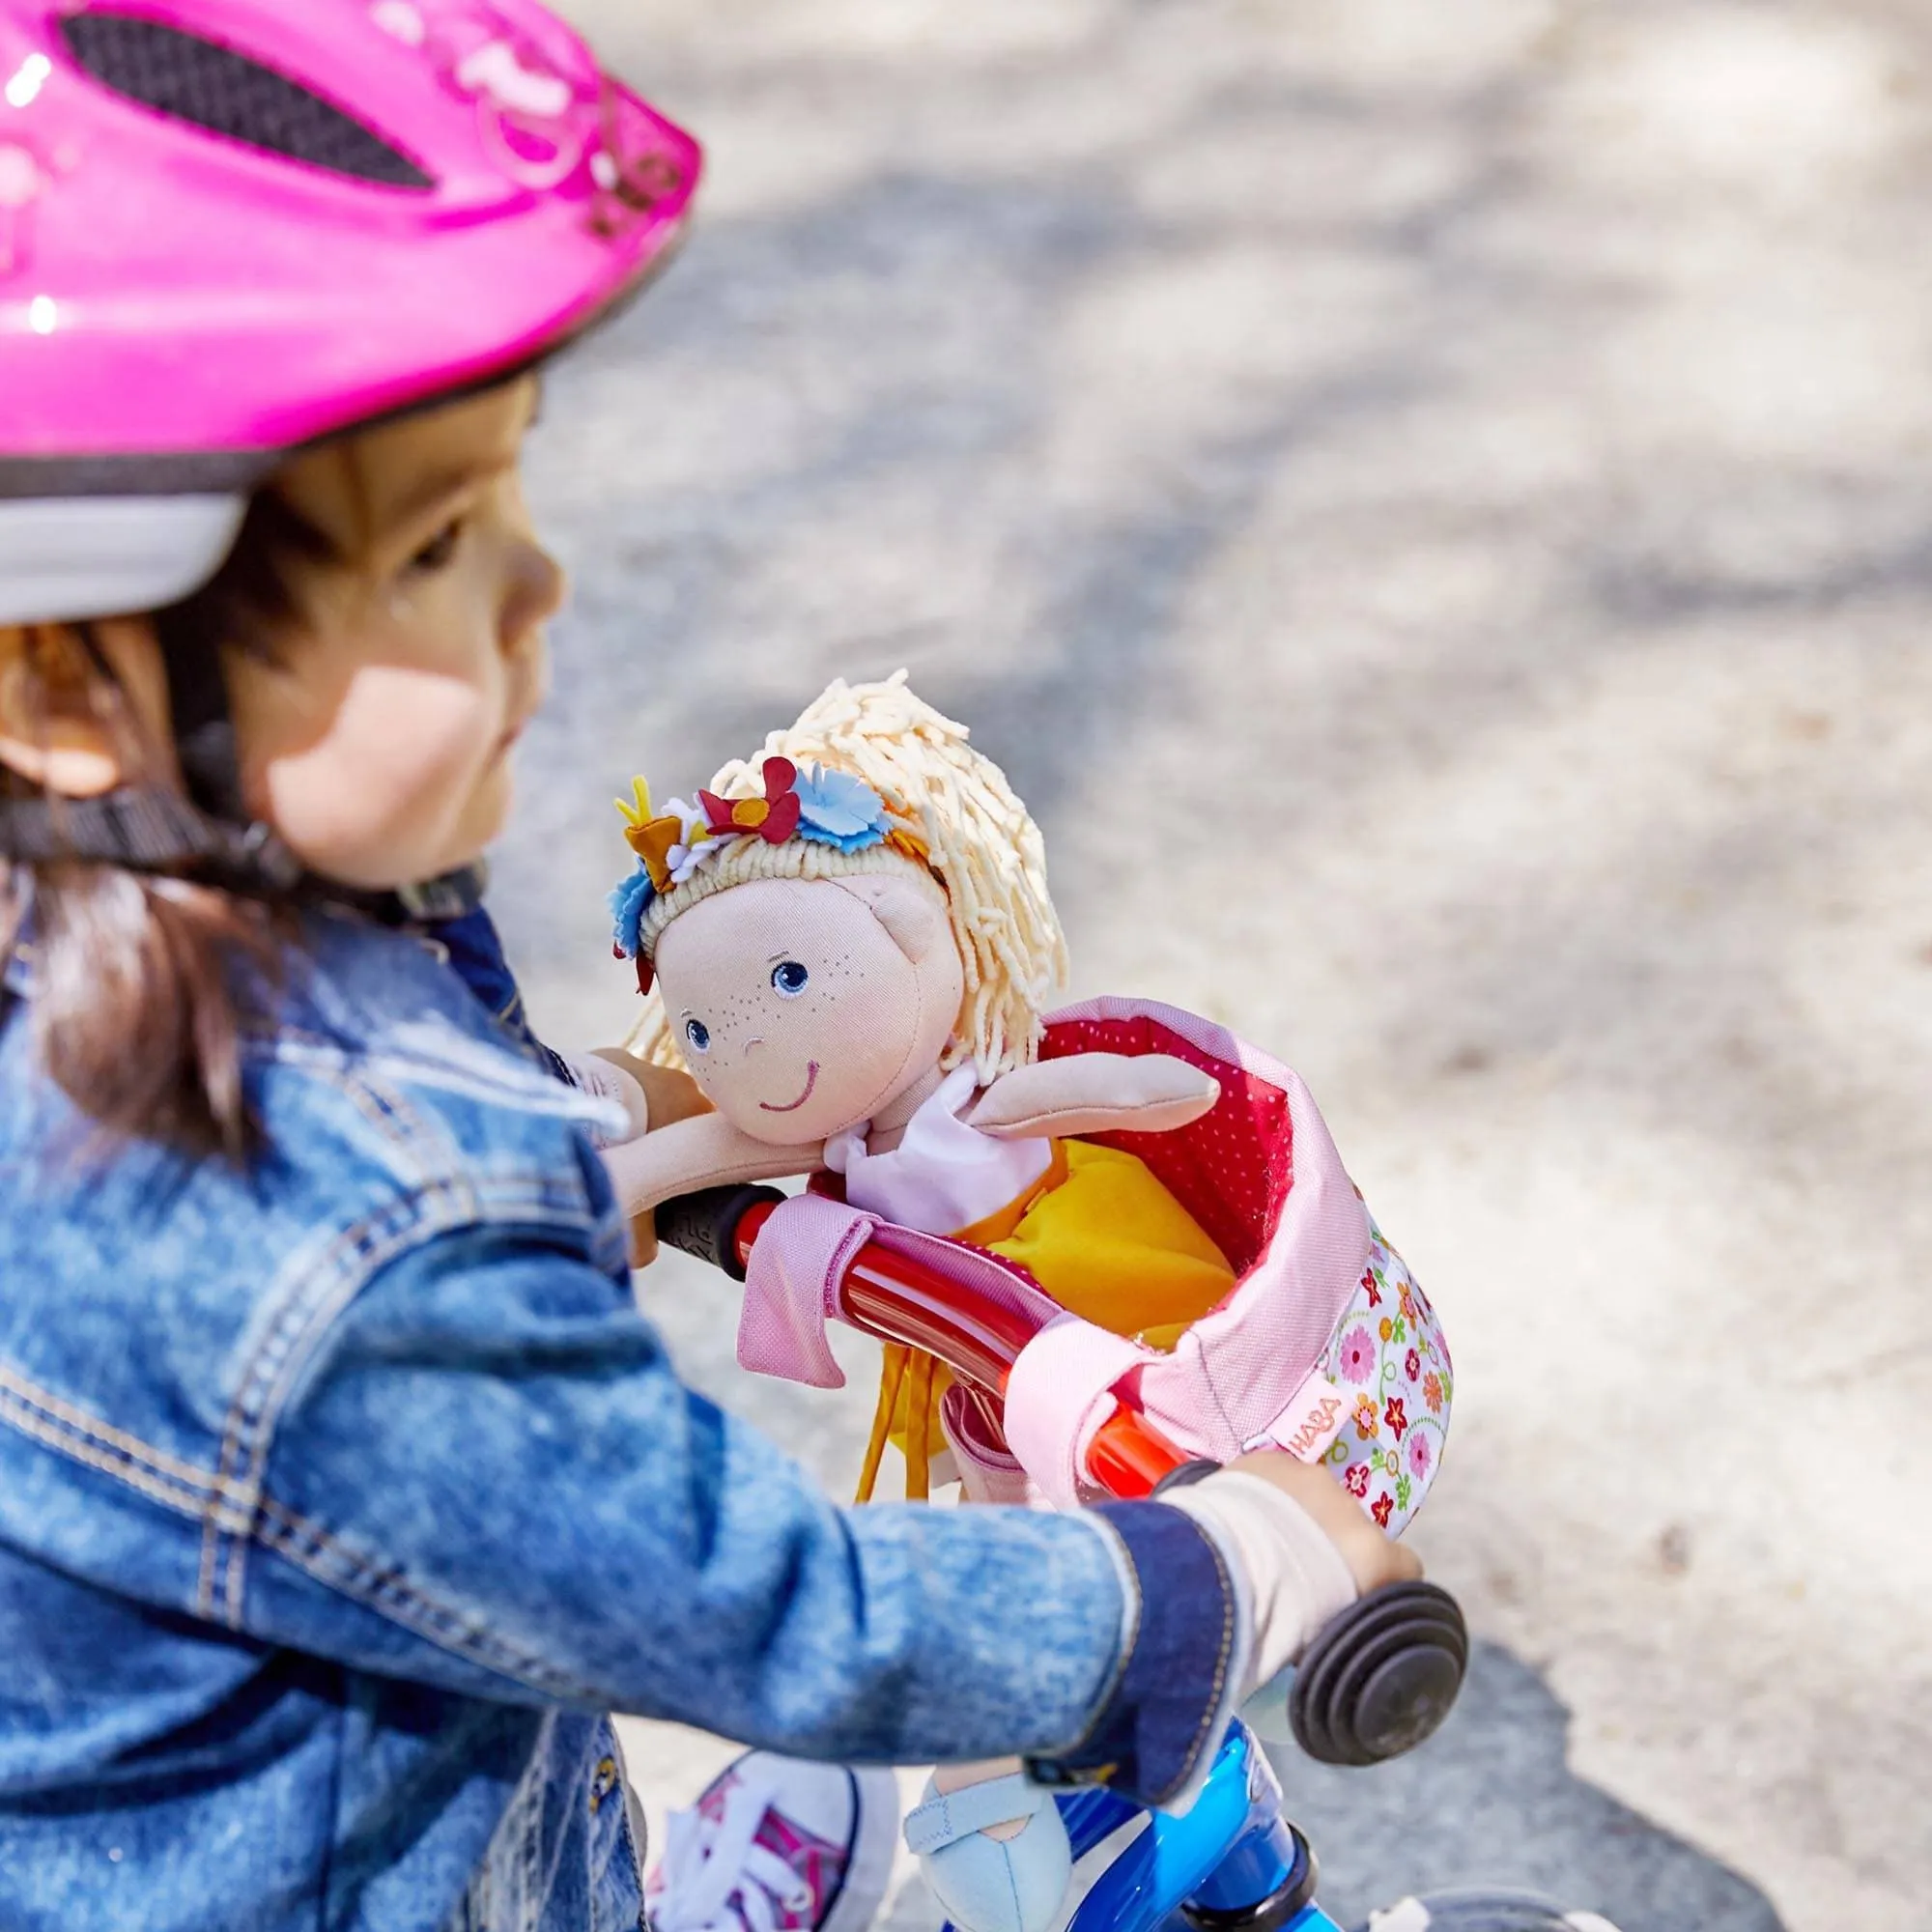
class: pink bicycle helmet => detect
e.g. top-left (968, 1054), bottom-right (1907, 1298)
top-left (0, 0), bottom-right (696, 889)
top-left (0, 0), bottom-right (698, 627)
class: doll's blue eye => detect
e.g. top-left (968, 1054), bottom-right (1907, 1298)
top-left (771, 961), bottom-right (810, 998)
top-left (684, 1018), bottom-right (711, 1053)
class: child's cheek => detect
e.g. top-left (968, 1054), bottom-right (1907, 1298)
top-left (251, 667), bottom-right (497, 884)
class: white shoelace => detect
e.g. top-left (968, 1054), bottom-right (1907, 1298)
top-left (653, 1776), bottom-right (816, 1932)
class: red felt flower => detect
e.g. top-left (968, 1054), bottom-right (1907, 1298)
top-left (1344, 1463), bottom-right (1371, 1498)
top-left (611, 941), bottom-right (657, 995)
top-left (1371, 1492), bottom-right (1395, 1529)
top-left (699, 756), bottom-right (801, 844)
top-left (614, 943), bottom-right (655, 996)
top-left (1383, 1395), bottom-right (1408, 1441)
top-left (1363, 1272), bottom-right (1382, 1308)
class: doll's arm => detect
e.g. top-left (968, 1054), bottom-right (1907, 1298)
top-left (601, 1111), bottom-right (825, 1216)
top-left (968, 1052), bottom-right (1221, 1140)
top-left (581, 1050), bottom-right (714, 1266)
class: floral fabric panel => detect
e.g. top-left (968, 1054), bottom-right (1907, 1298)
top-left (1306, 1224), bottom-right (1452, 1535)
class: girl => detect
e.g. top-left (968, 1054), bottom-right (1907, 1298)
top-left (0, 7), bottom-right (1416, 1932)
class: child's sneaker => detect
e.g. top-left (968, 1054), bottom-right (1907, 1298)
top-left (647, 1752), bottom-right (900, 1932)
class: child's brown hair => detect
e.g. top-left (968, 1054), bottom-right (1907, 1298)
top-left (0, 492), bottom-right (330, 1159)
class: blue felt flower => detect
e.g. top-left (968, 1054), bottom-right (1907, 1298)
top-left (793, 762), bottom-right (889, 851)
top-left (608, 865), bottom-right (656, 958)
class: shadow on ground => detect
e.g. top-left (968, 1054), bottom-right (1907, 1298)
top-left (1270, 1642), bottom-right (1784, 1932)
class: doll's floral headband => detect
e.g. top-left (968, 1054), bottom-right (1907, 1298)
top-left (608, 755), bottom-right (928, 986)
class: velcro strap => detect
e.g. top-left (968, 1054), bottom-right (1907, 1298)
top-left (1004, 1315), bottom-right (1149, 1510)
top-left (737, 1194), bottom-right (876, 1389)
top-left (903, 1773), bottom-right (1047, 1857)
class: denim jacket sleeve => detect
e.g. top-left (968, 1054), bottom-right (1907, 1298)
top-left (245, 1218), bottom-right (1238, 1804)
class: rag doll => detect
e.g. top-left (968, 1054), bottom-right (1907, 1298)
top-left (602, 674), bottom-right (1453, 1932)
top-left (606, 675), bottom-right (1242, 1498)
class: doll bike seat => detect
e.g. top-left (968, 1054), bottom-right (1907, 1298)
top-left (723, 997), bottom-right (1452, 1536)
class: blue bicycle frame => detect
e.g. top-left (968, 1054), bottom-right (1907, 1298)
top-left (1005, 1723), bottom-right (1342, 1932)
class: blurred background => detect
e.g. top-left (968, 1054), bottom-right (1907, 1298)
top-left (498, 4), bottom-right (1932, 1928)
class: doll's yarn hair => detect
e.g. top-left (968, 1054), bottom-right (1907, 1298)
top-left (626, 672), bottom-right (1068, 1083)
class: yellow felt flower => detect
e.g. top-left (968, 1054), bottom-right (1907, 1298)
top-left (614, 777), bottom-right (727, 894)
top-left (614, 775), bottom-right (654, 834)
top-left (629, 817), bottom-right (687, 891)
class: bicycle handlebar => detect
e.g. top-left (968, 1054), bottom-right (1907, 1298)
top-left (652, 1181), bottom-right (1192, 1497)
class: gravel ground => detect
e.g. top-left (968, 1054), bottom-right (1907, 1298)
top-left (496, 4), bottom-right (1932, 1927)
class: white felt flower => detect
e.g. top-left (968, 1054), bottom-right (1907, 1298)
top-left (657, 797), bottom-right (725, 887)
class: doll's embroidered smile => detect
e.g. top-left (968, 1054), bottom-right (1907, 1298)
top-left (760, 1062), bottom-right (820, 1113)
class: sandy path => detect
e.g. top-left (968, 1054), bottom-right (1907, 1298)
top-left (499, 6), bottom-right (1932, 1924)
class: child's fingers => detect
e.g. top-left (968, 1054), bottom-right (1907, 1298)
top-left (586, 1062), bottom-right (721, 1256)
top-left (587, 1050), bottom-right (712, 1132)
top-left (1222, 1450), bottom-right (1424, 1595)
top-left (628, 1209), bottom-right (660, 1270)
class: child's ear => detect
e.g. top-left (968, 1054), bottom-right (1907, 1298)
top-left (0, 621), bottom-right (154, 799)
top-left (832, 873), bottom-right (949, 964)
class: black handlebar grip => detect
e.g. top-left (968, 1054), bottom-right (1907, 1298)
top-left (653, 1184), bottom-right (787, 1282)
top-left (1150, 1459), bottom-right (1222, 1495)
top-left (1290, 1579), bottom-right (1467, 1765)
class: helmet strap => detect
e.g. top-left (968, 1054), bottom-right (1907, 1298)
top-left (0, 785), bottom-right (304, 892)
top-left (155, 604), bottom-right (251, 825)
top-left (0, 618), bottom-right (300, 893)
top-left (0, 627), bottom-right (487, 917)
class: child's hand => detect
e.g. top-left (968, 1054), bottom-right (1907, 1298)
top-left (585, 1049), bottom-right (711, 1136)
top-left (583, 1050), bottom-right (712, 1265)
top-left (1223, 1449), bottom-right (1423, 1598)
top-left (1161, 1454), bottom-right (1422, 1708)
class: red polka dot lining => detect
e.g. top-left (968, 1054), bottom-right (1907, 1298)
top-left (1038, 1014), bottom-right (1293, 1278)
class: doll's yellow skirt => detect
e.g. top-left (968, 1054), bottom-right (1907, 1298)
top-left (860, 1141), bottom-right (1235, 1500)
top-left (975, 1138), bottom-right (1236, 1347)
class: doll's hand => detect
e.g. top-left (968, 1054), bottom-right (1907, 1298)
top-left (579, 1051), bottom-right (713, 1266)
top-left (969, 1052), bottom-right (1220, 1140)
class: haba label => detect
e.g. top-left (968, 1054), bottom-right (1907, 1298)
top-left (1265, 1370), bottom-right (1348, 1463)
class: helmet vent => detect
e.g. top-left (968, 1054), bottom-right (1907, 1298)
top-left (62, 12), bottom-right (434, 189)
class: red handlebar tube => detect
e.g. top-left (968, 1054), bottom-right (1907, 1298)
top-left (728, 1199), bottom-right (1189, 1499)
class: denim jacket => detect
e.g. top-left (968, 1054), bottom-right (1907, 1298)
top-left (0, 905), bottom-right (1239, 1932)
